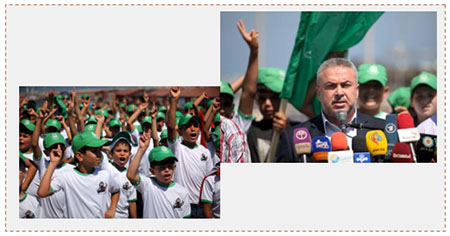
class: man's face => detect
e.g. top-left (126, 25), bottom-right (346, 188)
top-left (411, 85), bottom-right (437, 122)
top-left (358, 81), bottom-right (388, 112)
top-left (219, 94), bottom-right (234, 119)
top-left (157, 119), bottom-right (165, 132)
top-left (77, 146), bottom-right (103, 168)
top-left (316, 66), bottom-right (359, 118)
top-left (257, 88), bottom-right (281, 120)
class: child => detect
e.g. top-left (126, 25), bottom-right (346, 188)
top-left (168, 87), bottom-right (213, 218)
top-left (32, 110), bottom-right (76, 218)
top-left (357, 64), bottom-right (390, 119)
top-left (102, 131), bottom-right (138, 218)
top-left (19, 156), bottom-right (40, 218)
top-left (127, 134), bottom-right (191, 218)
top-left (199, 165), bottom-right (220, 218)
top-left (409, 72), bottom-right (437, 125)
top-left (19, 119), bottom-right (39, 198)
top-left (38, 132), bottom-right (120, 218)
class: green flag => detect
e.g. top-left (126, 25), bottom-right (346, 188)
top-left (281, 12), bottom-right (383, 115)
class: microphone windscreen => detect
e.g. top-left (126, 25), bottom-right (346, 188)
top-left (366, 130), bottom-right (388, 156)
top-left (336, 110), bottom-right (348, 130)
top-left (331, 132), bottom-right (348, 151)
top-left (416, 134), bottom-right (437, 162)
top-left (384, 114), bottom-right (399, 143)
top-left (392, 142), bottom-right (413, 163)
top-left (352, 135), bottom-right (368, 152)
top-left (397, 113), bottom-right (415, 129)
top-left (312, 136), bottom-right (331, 162)
top-left (293, 127), bottom-right (312, 155)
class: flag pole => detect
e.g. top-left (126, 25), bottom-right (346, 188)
top-left (266, 98), bottom-right (288, 163)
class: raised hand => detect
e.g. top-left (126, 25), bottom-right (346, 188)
top-left (170, 87), bottom-right (181, 99)
top-left (143, 90), bottom-right (150, 103)
top-left (139, 132), bottom-right (151, 150)
top-left (56, 115), bottom-right (66, 125)
top-left (150, 101), bottom-right (157, 118)
top-left (96, 114), bottom-right (105, 124)
top-left (212, 97), bottom-right (221, 112)
top-left (69, 87), bottom-right (77, 101)
top-left (237, 20), bottom-right (259, 51)
top-left (49, 144), bottom-right (63, 163)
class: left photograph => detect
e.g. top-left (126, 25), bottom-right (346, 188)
top-left (18, 86), bottom-right (220, 219)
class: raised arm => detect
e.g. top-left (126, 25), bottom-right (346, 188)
top-left (204, 98), bottom-right (220, 141)
top-left (150, 102), bottom-right (159, 147)
top-left (127, 103), bottom-right (148, 132)
top-left (231, 75), bottom-right (245, 93)
top-left (193, 92), bottom-right (208, 115)
top-left (57, 115), bottom-right (72, 143)
top-left (94, 115), bottom-right (105, 138)
top-left (38, 145), bottom-right (62, 197)
top-left (31, 108), bottom-right (46, 160)
top-left (167, 87), bottom-right (181, 142)
top-left (236, 20), bottom-right (259, 117)
top-left (127, 132), bottom-right (151, 185)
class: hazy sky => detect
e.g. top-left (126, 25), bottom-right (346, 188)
top-left (220, 12), bottom-right (437, 82)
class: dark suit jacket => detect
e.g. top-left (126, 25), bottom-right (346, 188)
top-left (275, 111), bottom-right (385, 162)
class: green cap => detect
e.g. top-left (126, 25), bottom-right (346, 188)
top-left (178, 114), bottom-right (201, 128)
top-left (119, 103), bottom-right (125, 108)
top-left (72, 132), bottom-right (111, 153)
top-left (220, 81), bottom-right (234, 98)
top-left (410, 72), bottom-right (437, 93)
top-left (87, 116), bottom-right (97, 124)
top-left (156, 112), bottom-right (166, 121)
top-left (388, 87), bottom-right (411, 108)
top-left (20, 119), bottom-right (35, 132)
top-left (110, 131), bottom-right (132, 150)
top-left (108, 118), bottom-right (122, 127)
top-left (158, 106), bottom-right (167, 112)
top-left (257, 67), bottom-right (286, 93)
top-left (160, 129), bottom-right (168, 140)
top-left (184, 102), bottom-right (193, 110)
top-left (176, 111), bottom-right (183, 118)
top-left (357, 64), bottom-right (388, 87)
top-left (81, 93), bottom-right (90, 99)
top-left (54, 95), bottom-right (67, 118)
top-left (84, 124), bottom-right (97, 133)
top-left (96, 110), bottom-right (109, 118)
top-left (43, 132), bottom-right (67, 149)
top-left (213, 113), bottom-right (220, 124)
top-left (45, 119), bottom-right (62, 131)
top-left (127, 104), bottom-right (137, 113)
top-left (148, 146), bottom-right (177, 164)
top-left (141, 116), bottom-right (153, 125)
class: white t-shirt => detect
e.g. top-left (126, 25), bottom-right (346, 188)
top-left (168, 138), bottom-right (213, 204)
top-left (232, 109), bottom-right (254, 134)
top-left (102, 162), bottom-right (137, 218)
top-left (51, 167), bottom-right (120, 218)
top-left (19, 192), bottom-right (40, 218)
top-left (34, 152), bottom-right (75, 218)
top-left (200, 174), bottom-right (220, 218)
top-left (133, 176), bottom-right (191, 218)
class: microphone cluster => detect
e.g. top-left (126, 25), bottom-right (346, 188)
top-left (292, 113), bottom-right (437, 163)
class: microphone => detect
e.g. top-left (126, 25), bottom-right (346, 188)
top-left (416, 134), bottom-right (437, 163)
top-left (352, 135), bottom-right (371, 163)
top-left (383, 114), bottom-right (399, 162)
top-left (328, 132), bottom-right (353, 163)
top-left (336, 110), bottom-right (347, 132)
top-left (311, 136), bottom-right (331, 163)
top-left (365, 130), bottom-right (388, 162)
top-left (397, 113), bottom-right (420, 162)
top-left (346, 122), bottom-right (381, 130)
top-left (391, 142), bottom-right (413, 163)
top-left (293, 127), bottom-right (312, 163)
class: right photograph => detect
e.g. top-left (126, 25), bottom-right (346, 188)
top-left (220, 12), bottom-right (437, 163)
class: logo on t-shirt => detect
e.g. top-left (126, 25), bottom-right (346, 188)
top-left (123, 182), bottom-right (131, 191)
top-left (173, 197), bottom-right (184, 209)
top-left (201, 153), bottom-right (208, 161)
top-left (97, 181), bottom-right (107, 193)
top-left (25, 210), bottom-right (35, 218)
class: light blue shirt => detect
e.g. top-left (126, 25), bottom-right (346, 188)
top-left (321, 110), bottom-right (357, 150)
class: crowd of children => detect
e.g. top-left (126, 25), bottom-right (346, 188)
top-left (19, 87), bottom-right (221, 218)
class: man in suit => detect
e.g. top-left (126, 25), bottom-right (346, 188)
top-left (275, 58), bottom-right (385, 162)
